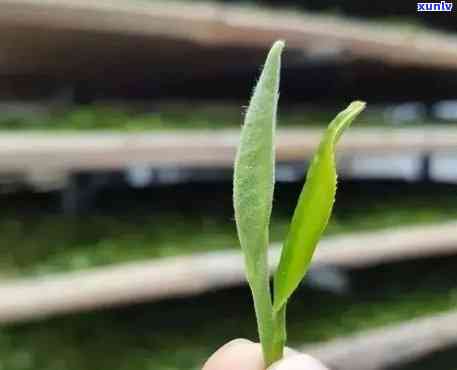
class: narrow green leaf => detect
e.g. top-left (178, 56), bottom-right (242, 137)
top-left (234, 40), bottom-right (284, 284)
top-left (273, 101), bottom-right (366, 312)
top-left (233, 40), bottom-right (284, 363)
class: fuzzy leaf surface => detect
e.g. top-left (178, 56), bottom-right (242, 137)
top-left (234, 40), bottom-right (284, 285)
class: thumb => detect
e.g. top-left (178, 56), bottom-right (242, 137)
top-left (268, 354), bottom-right (329, 370)
top-left (202, 339), bottom-right (264, 370)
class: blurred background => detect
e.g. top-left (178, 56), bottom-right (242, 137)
top-left (1, 0), bottom-right (457, 369)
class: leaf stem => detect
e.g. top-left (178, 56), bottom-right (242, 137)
top-left (253, 297), bottom-right (275, 364)
top-left (271, 302), bottom-right (287, 362)
top-left (251, 265), bottom-right (287, 366)
top-left (249, 247), bottom-right (276, 366)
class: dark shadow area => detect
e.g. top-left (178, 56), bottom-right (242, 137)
top-left (10, 62), bottom-right (457, 105)
top-left (391, 346), bottom-right (457, 370)
top-left (3, 179), bottom-right (457, 219)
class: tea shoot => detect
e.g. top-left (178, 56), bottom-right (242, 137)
top-left (233, 40), bottom-right (366, 366)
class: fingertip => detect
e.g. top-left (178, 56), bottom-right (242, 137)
top-left (284, 347), bottom-right (300, 357)
top-left (218, 338), bottom-right (254, 352)
top-left (267, 354), bottom-right (329, 370)
top-left (202, 339), bottom-right (264, 370)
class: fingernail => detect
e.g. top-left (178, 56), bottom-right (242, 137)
top-left (268, 354), bottom-right (329, 370)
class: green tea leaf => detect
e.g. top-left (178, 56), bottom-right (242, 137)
top-left (234, 40), bottom-right (284, 284)
top-left (273, 101), bottom-right (366, 312)
top-left (233, 40), bottom-right (284, 363)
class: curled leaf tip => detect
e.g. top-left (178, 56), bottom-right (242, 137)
top-left (331, 101), bottom-right (366, 142)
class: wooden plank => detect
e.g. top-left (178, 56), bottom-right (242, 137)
top-left (1, 0), bottom-right (457, 78)
top-left (1, 221), bottom-right (457, 323)
top-left (1, 127), bottom-right (457, 174)
top-left (304, 311), bottom-right (457, 370)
